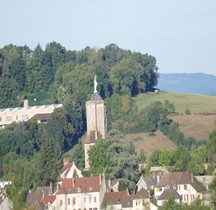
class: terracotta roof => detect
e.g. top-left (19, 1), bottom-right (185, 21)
top-left (43, 195), bottom-right (56, 205)
top-left (121, 195), bottom-right (134, 208)
top-left (61, 163), bottom-right (72, 174)
top-left (102, 191), bottom-right (127, 207)
top-left (155, 172), bottom-right (206, 192)
top-left (157, 188), bottom-right (181, 201)
top-left (57, 176), bottom-right (102, 195)
top-left (134, 188), bottom-right (149, 199)
top-left (85, 130), bottom-right (102, 144)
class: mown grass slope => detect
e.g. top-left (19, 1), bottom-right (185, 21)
top-left (135, 91), bottom-right (216, 114)
top-left (127, 92), bottom-right (216, 155)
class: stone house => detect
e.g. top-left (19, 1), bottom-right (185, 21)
top-left (156, 187), bottom-right (182, 206)
top-left (47, 175), bottom-right (107, 210)
top-left (136, 176), bottom-right (157, 192)
top-left (154, 171), bottom-right (207, 205)
top-left (101, 188), bottom-right (157, 210)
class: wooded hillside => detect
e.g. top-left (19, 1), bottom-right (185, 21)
top-left (0, 42), bottom-right (158, 108)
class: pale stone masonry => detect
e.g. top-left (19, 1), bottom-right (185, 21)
top-left (84, 76), bottom-right (107, 169)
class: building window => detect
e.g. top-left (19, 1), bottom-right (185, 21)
top-left (60, 200), bottom-right (63, 206)
top-left (89, 196), bottom-right (91, 203)
top-left (93, 208), bottom-right (97, 210)
top-left (184, 185), bottom-right (187, 190)
top-left (84, 197), bottom-right (86, 203)
top-left (68, 198), bottom-right (70, 205)
top-left (6, 116), bottom-right (12, 121)
top-left (0, 117), bottom-right (2, 122)
top-left (73, 197), bottom-right (76, 205)
top-left (94, 197), bottom-right (96, 202)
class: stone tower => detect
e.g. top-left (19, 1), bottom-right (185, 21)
top-left (84, 76), bottom-right (107, 169)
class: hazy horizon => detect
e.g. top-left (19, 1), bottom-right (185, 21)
top-left (1, 0), bottom-right (216, 76)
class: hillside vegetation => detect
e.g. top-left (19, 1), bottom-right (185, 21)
top-left (135, 91), bottom-right (216, 114)
top-left (125, 130), bottom-right (177, 158)
top-left (127, 92), bottom-right (216, 155)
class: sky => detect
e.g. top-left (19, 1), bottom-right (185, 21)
top-left (1, 0), bottom-right (216, 75)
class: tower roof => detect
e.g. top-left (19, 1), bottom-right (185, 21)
top-left (90, 92), bottom-right (102, 101)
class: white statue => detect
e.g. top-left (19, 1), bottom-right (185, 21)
top-left (94, 75), bottom-right (97, 93)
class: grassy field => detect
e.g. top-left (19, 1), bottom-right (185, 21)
top-left (128, 92), bottom-right (216, 155)
top-left (125, 130), bottom-right (177, 158)
top-left (135, 91), bottom-right (216, 114)
top-left (169, 115), bottom-right (216, 141)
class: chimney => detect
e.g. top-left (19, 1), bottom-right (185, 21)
top-left (50, 180), bottom-right (53, 195)
top-left (99, 174), bottom-right (101, 186)
top-left (63, 158), bottom-right (69, 166)
top-left (72, 178), bottom-right (75, 187)
top-left (191, 173), bottom-right (194, 183)
top-left (23, 99), bottom-right (28, 108)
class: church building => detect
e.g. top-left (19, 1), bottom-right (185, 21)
top-left (84, 76), bottom-right (107, 169)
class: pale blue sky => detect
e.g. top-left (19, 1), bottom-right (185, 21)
top-left (1, 0), bottom-right (216, 75)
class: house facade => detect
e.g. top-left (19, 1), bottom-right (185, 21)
top-left (136, 176), bottom-right (157, 192)
top-left (0, 99), bottom-right (62, 128)
top-left (47, 175), bottom-right (107, 210)
top-left (154, 171), bottom-right (206, 205)
top-left (101, 188), bottom-right (154, 210)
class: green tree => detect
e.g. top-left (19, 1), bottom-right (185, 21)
top-left (171, 146), bottom-right (191, 171)
top-left (159, 149), bottom-right (172, 166)
top-left (88, 129), bottom-right (139, 193)
top-left (161, 196), bottom-right (182, 210)
top-left (38, 135), bottom-right (63, 185)
top-left (88, 140), bottom-right (110, 175)
top-left (149, 149), bottom-right (161, 166)
top-left (209, 176), bottom-right (216, 209)
top-left (64, 138), bottom-right (85, 169)
top-left (206, 130), bottom-right (216, 163)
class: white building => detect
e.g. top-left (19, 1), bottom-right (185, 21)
top-left (48, 175), bottom-right (107, 210)
top-left (0, 99), bottom-right (62, 128)
top-left (154, 171), bottom-right (207, 205)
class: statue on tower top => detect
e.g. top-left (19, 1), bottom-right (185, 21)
top-left (94, 75), bottom-right (98, 93)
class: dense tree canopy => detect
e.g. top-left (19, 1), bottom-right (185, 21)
top-left (0, 43), bottom-right (158, 108)
top-left (88, 129), bottom-right (139, 193)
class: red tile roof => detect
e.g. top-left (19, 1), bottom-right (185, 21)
top-left (155, 171), bottom-right (206, 192)
top-left (43, 195), bottom-right (56, 205)
top-left (134, 188), bottom-right (149, 199)
top-left (85, 130), bottom-right (102, 144)
top-left (102, 191), bottom-right (128, 207)
top-left (122, 195), bottom-right (134, 208)
top-left (57, 176), bottom-right (101, 195)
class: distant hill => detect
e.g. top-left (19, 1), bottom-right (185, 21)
top-left (156, 73), bottom-right (216, 96)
